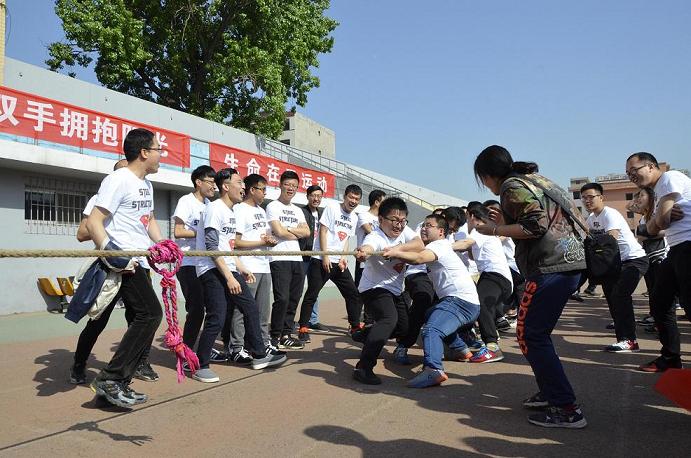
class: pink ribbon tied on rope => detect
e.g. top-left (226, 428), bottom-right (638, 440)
top-left (148, 240), bottom-right (200, 382)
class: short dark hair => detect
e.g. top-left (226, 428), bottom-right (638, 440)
top-left (466, 201), bottom-right (490, 221)
top-left (483, 199), bottom-right (500, 207)
top-left (368, 189), bottom-right (387, 206)
top-left (344, 184), bottom-right (363, 198)
top-left (123, 128), bottom-right (155, 162)
top-left (306, 185), bottom-right (323, 196)
top-left (379, 197), bottom-right (408, 218)
top-left (280, 170), bottom-right (299, 183)
top-left (244, 173), bottom-right (267, 190)
top-left (580, 182), bottom-right (604, 195)
top-left (191, 165), bottom-right (216, 187)
top-left (442, 206), bottom-right (466, 227)
top-left (113, 158), bottom-right (128, 171)
top-left (432, 207), bottom-right (445, 215)
top-left (215, 168), bottom-right (239, 190)
top-left (627, 152), bottom-right (659, 168)
top-left (426, 214), bottom-right (449, 236)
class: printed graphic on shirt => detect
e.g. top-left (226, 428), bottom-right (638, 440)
top-left (313, 202), bottom-right (357, 262)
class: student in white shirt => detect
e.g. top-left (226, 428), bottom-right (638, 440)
top-left (626, 152), bottom-right (690, 372)
top-left (85, 128), bottom-right (165, 408)
top-left (225, 173), bottom-right (278, 364)
top-left (352, 197), bottom-right (417, 385)
top-left (266, 171), bottom-right (311, 350)
top-left (354, 189), bottom-right (386, 287)
top-left (581, 182), bottom-right (648, 353)
top-left (172, 165), bottom-right (216, 351)
top-left (195, 168), bottom-right (286, 383)
top-left (384, 214), bottom-right (480, 389)
top-left (297, 184), bottom-right (365, 343)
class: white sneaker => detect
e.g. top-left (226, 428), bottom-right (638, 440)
top-left (605, 340), bottom-right (639, 353)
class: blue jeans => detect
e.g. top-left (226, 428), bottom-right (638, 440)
top-left (422, 296), bottom-right (480, 370)
top-left (518, 271), bottom-right (580, 407)
top-left (303, 260), bottom-right (320, 325)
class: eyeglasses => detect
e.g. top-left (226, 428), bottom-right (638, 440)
top-left (422, 223), bottom-right (439, 229)
top-left (252, 186), bottom-right (267, 192)
top-left (281, 183), bottom-right (299, 189)
top-left (200, 179), bottom-right (215, 185)
top-left (626, 164), bottom-right (649, 178)
top-left (580, 194), bottom-right (601, 201)
top-left (384, 217), bottom-right (407, 226)
top-left (145, 147), bottom-right (164, 152)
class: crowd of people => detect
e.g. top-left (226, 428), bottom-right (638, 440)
top-left (66, 128), bottom-right (690, 430)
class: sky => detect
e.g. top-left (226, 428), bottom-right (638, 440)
top-left (5, 0), bottom-right (691, 202)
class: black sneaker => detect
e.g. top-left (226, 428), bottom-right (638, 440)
top-left (352, 366), bottom-right (382, 385)
top-left (133, 362), bottom-right (159, 382)
top-left (298, 326), bottom-right (311, 343)
top-left (570, 293), bottom-right (584, 303)
top-left (307, 322), bottom-right (331, 334)
top-left (209, 348), bottom-right (229, 363)
top-left (528, 405), bottom-right (587, 429)
top-left (69, 364), bottom-right (87, 385)
top-left (122, 383), bottom-right (148, 403)
top-left (496, 316), bottom-right (511, 331)
top-left (266, 342), bottom-right (287, 357)
top-left (230, 348), bottom-right (253, 365)
top-left (90, 379), bottom-right (139, 408)
top-left (523, 392), bottom-right (549, 410)
top-left (278, 335), bottom-right (304, 350)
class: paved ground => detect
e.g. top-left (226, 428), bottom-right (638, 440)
top-left (0, 289), bottom-right (689, 457)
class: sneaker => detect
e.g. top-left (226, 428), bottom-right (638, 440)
top-left (266, 343), bottom-right (287, 357)
top-left (352, 366), bottom-right (382, 385)
top-left (523, 392), bottom-right (549, 410)
top-left (605, 322), bottom-right (615, 330)
top-left (350, 325), bottom-right (371, 344)
top-left (251, 352), bottom-right (287, 370)
top-left (496, 316), bottom-right (511, 331)
top-left (182, 361), bottom-right (191, 373)
top-left (192, 367), bottom-right (220, 383)
top-left (69, 364), bottom-right (87, 385)
top-left (605, 340), bottom-right (639, 353)
top-left (639, 356), bottom-right (683, 373)
top-left (637, 315), bottom-right (655, 325)
top-left (582, 289), bottom-right (598, 297)
top-left (307, 322), bottom-right (331, 334)
top-left (448, 348), bottom-right (473, 362)
top-left (90, 379), bottom-right (139, 408)
top-left (230, 348), bottom-right (253, 365)
top-left (644, 323), bottom-right (658, 334)
top-left (298, 326), bottom-right (311, 344)
top-left (469, 346), bottom-right (504, 363)
top-left (209, 348), bottom-right (229, 363)
top-left (393, 345), bottom-right (411, 365)
top-left (133, 362), bottom-right (159, 382)
top-left (122, 383), bottom-right (148, 403)
top-left (407, 367), bottom-right (449, 388)
top-left (278, 335), bottom-right (304, 350)
top-left (569, 293), bottom-right (585, 303)
top-left (528, 405), bottom-right (587, 429)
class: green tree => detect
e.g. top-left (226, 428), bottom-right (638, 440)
top-left (47, 0), bottom-right (337, 138)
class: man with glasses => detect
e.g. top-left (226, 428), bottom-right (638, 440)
top-left (297, 184), bottom-right (365, 343)
top-left (580, 182), bottom-right (648, 353)
top-left (266, 171), bottom-right (311, 349)
top-left (224, 174), bottom-right (279, 364)
top-left (172, 165), bottom-right (217, 354)
top-left (625, 152), bottom-right (690, 372)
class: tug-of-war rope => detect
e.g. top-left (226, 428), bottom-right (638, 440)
top-left (0, 249), bottom-right (382, 258)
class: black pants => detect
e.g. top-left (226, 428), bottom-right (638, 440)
top-left (270, 261), bottom-right (304, 339)
top-left (602, 256), bottom-right (648, 341)
top-left (476, 271), bottom-right (512, 345)
top-left (358, 288), bottom-right (409, 370)
top-left (398, 272), bottom-right (435, 348)
top-left (177, 266), bottom-right (205, 349)
top-left (97, 267), bottom-right (162, 383)
top-left (650, 241), bottom-right (691, 360)
top-left (505, 268), bottom-right (526, 313)
top-left (354, 263), bottom-right (373, 324)
top-left (198, 269), bottom-right (264, 367)
top-left (298, 258), bottom-right (363, 328)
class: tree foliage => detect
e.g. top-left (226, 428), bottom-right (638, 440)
top-left (47, 0), bottom-right (337, 138)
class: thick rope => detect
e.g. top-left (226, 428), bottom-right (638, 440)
top-left (147, 240), bottom-right (200, 382)
top-left (0, 249), bottom-right (384, 258)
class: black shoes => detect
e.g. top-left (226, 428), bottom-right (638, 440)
top-left (133, 362), bottom-right (159, 382)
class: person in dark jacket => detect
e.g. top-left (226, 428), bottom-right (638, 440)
top-left (299, 185), bottom-right (328, 332)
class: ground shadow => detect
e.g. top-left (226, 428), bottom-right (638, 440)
top-left (68, 421), bottom-right (152, 446)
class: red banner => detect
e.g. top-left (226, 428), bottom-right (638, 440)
top-left (0, 86), bottom-right (190, 168)
top-left (209, 143), bottom-right (336, 198)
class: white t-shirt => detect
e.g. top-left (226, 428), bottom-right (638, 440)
top-left (502, 237), bottom-right (519, 272)
top-left (94, 168), bottom-right (154, 269)
top-left (405, 221), bottom-right (428, 277)
top-left (172, 192), bottom-right (208, 267)
top-left (266, 200), bottom-right (306, 262)
top-left (234, 201), bottom-right (271, 274)
top-left (356, 211), bottom-right (378, 268)
top-left (454, 223), bottom-right (479, 275)
top-left (587, 206), bottom-right (646, 261)
top-left (359, 226), bottom-right (418, 295)
top-left (312, 202), bottom-right (357, 262)
top-left (195, 199), bottom-right (237, 277)
top-left (653, 170), bottom-right (691, 247)
top-left (425, 239), bottom-right (479, 304)
top-left (469, 229), bottom-right (514, 287)
top-left (83, 195), bottom-right (97, 217)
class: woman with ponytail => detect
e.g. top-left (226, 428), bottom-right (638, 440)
top-left (472, 145), bottom-right (588, 429)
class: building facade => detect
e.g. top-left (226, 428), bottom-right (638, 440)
top-left (278, 112), bottom-right (336, 159)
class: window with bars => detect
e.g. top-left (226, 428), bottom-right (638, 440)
top-left (24, 176), bottom-right (98, 235)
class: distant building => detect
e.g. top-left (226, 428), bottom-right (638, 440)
top-left (569, 162), bottom-right (689, 229)
top-left (278, 112), bottom-right (335, 159)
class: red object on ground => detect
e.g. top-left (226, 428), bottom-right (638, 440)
top-left (654, 368), bottom-right (691, 411)
top-left (148, 240), bottom-right (200, 382)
